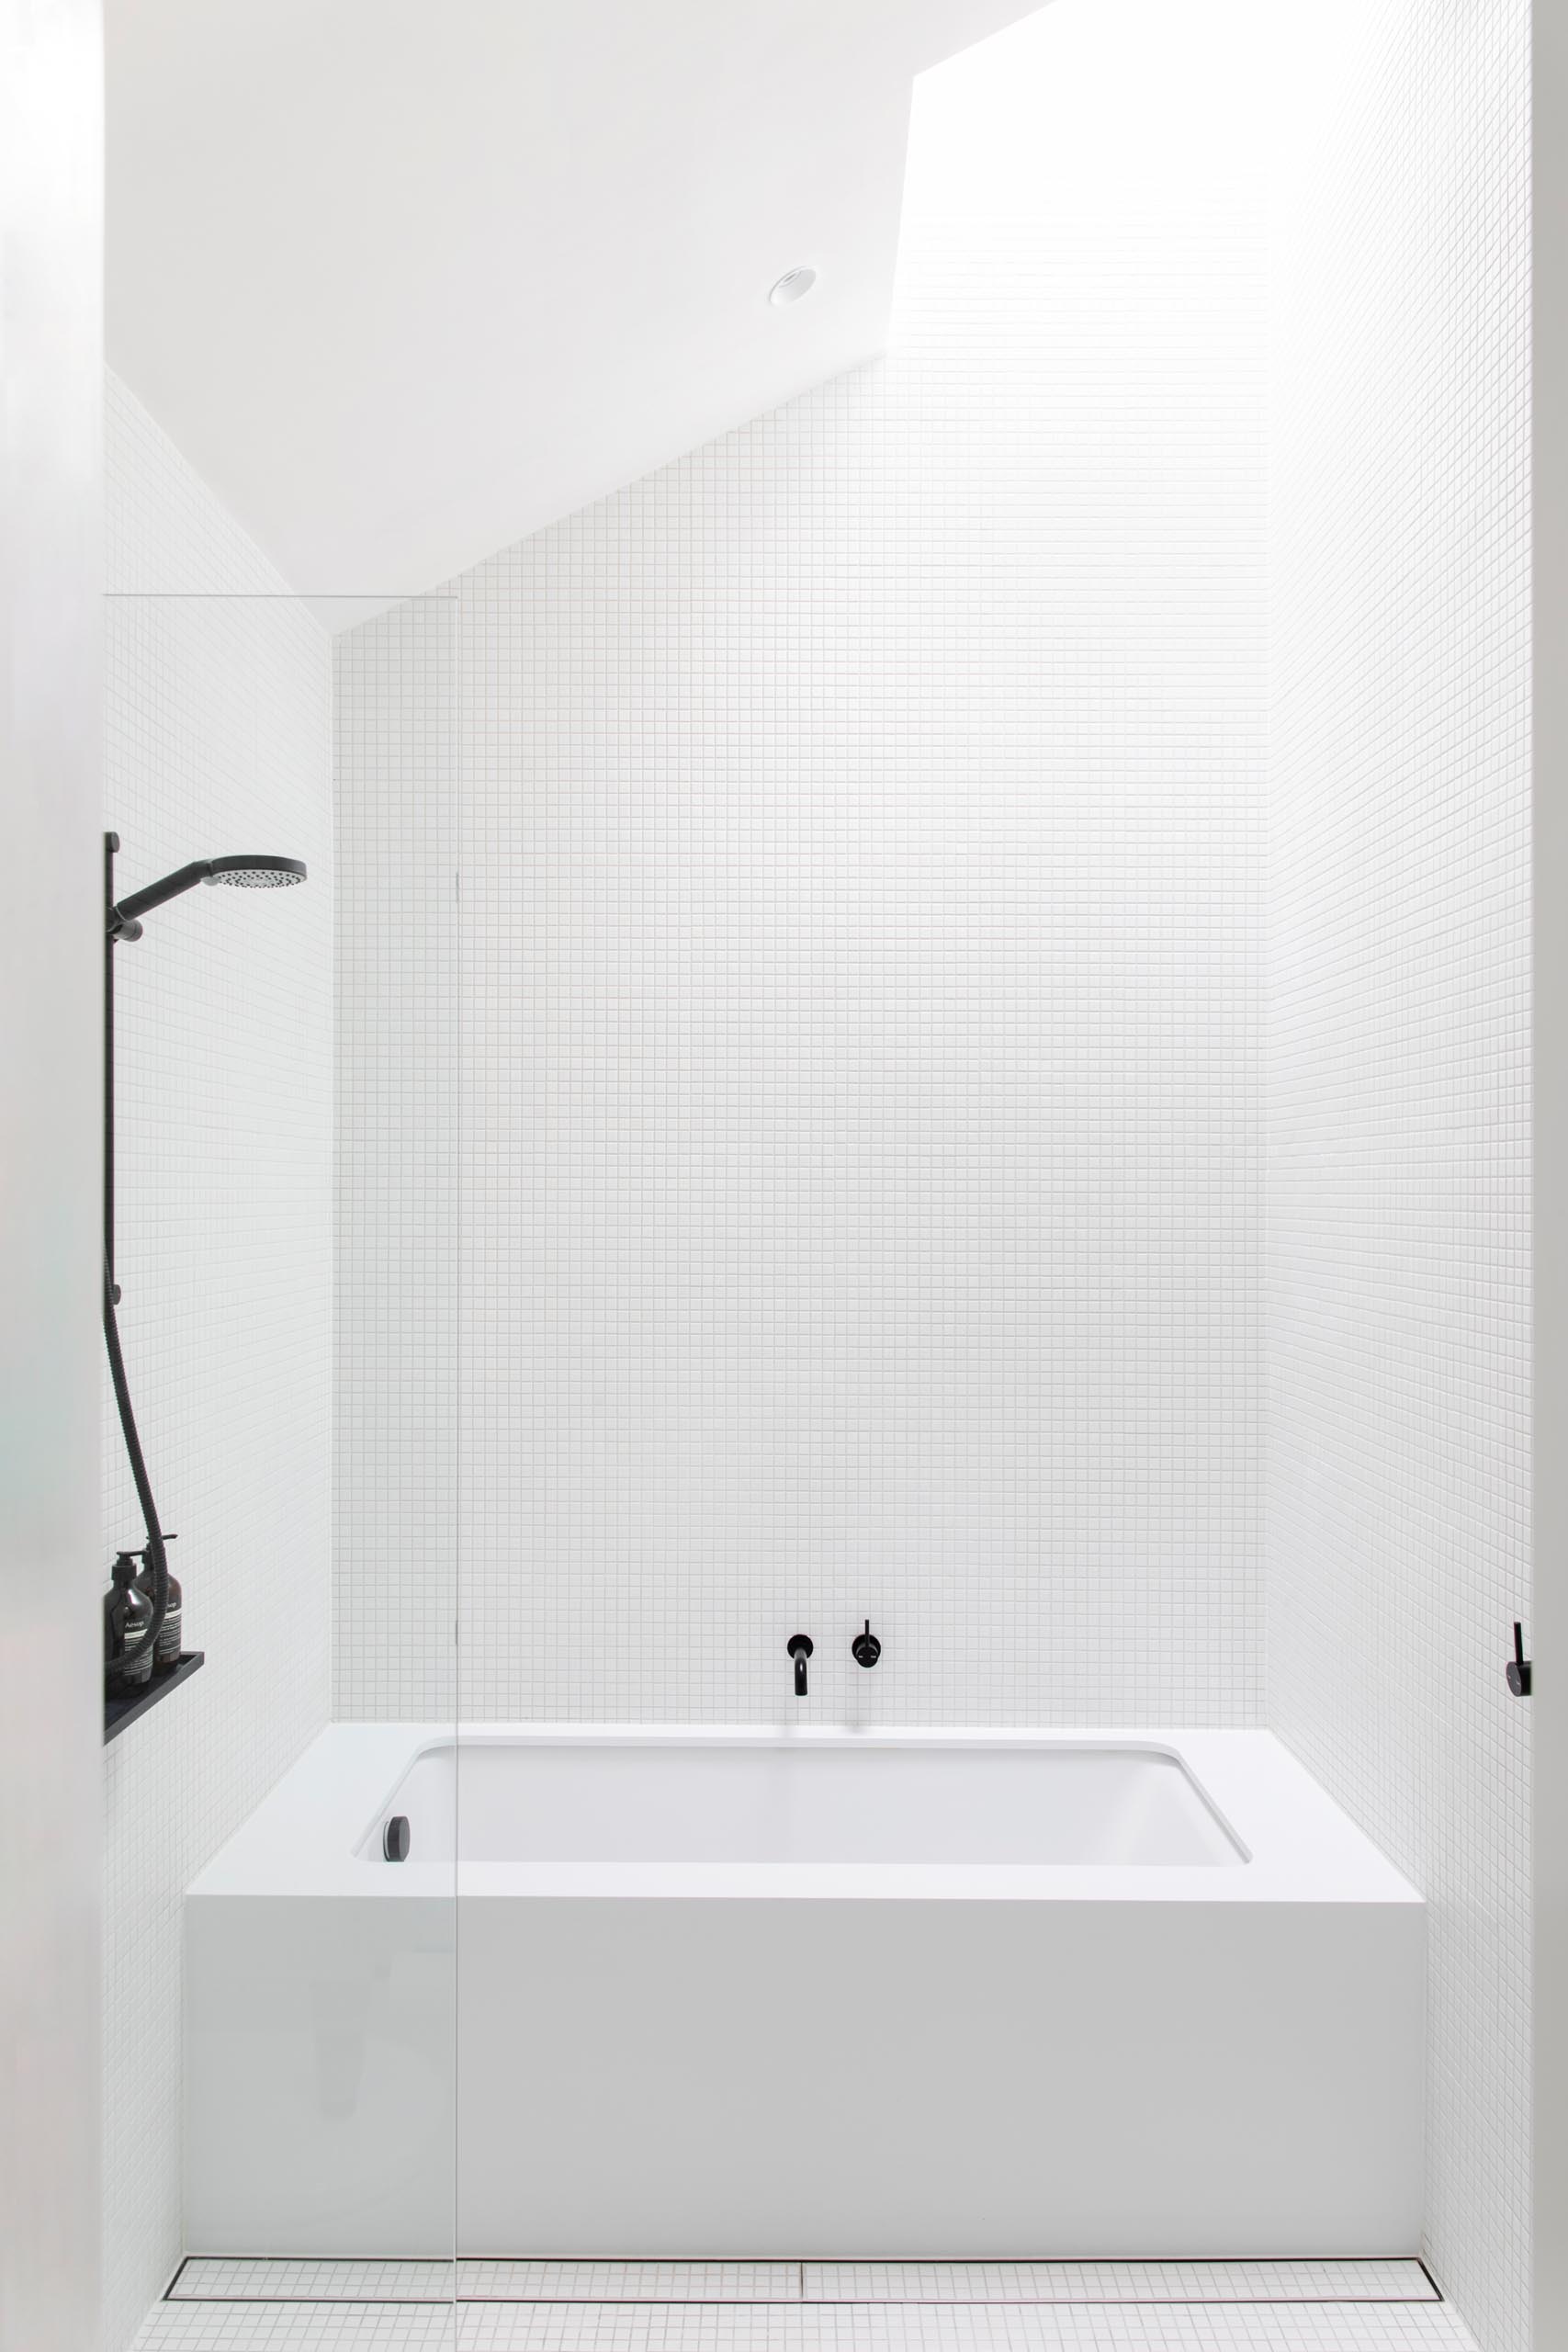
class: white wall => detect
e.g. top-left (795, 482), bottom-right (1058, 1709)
top-left (1533, 6), bottom-right (1568, 2342)
top-left (100, 373), bottom-right (333, 2352)
top-left (1264, 1), bottom-right (1531, 2345)
top-left (335, 0), bottom-right (1268, 1726)
top-left (0, 4), bottom-right (104, 2346)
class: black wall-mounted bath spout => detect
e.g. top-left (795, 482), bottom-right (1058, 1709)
top-left (787, 1634), bottom-right (814, 1698)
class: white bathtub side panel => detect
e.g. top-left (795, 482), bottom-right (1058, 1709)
top-left (456, 1897), bottom-right (1425, 2258)
top-left (184, 1895), bottom-right (456, 2257)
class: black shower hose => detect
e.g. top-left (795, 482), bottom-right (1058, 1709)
top-left (103, 1247), bottom-right (169, 1678)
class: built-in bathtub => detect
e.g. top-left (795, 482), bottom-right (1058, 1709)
top-left (185, 1725), bottom-right (1424, 2258)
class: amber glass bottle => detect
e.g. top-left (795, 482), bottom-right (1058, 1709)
top-left (105, 1550), bottom-right (153, 1685)
top-left (134, 1536), bottom-right (182, 1672)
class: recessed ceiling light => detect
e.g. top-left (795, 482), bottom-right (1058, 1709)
top-left (769, 267), bottom-right (817, 308)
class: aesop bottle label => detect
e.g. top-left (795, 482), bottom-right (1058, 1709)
top-left (155, 1600), bottom-right (182, 1666)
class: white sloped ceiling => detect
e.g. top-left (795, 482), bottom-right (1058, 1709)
top-left (108, 0), bottom-right (1041, 616)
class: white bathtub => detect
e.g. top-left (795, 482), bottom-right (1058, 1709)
top-left (186, 1725), bottom-right (1424, 2259)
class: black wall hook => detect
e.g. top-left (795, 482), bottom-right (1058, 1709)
top-left (1507, 1622), bottom-right (1531, 1698)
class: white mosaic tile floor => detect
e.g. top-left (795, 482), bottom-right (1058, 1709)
top-left (132, 2301), bottom-right (1479, 2352)
top-left (137, 2263), bottom-right (1477, 2352)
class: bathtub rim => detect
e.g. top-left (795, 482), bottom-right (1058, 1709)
top-left (188, 1723), bottom-right (1424, 1911)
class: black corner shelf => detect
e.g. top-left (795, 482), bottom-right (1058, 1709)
top-left (104, 1651), bottom-right (205, 1745)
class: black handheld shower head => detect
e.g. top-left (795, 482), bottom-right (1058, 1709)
top-left (108, 850), bottom-right (307, 938)
top-left (206, 856), bottom-right (308, 891)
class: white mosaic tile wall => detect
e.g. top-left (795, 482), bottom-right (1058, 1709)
top-left (333, 597), bottom-right (459, 1722)
top-left (102, 372), bottom-right (334, 2352)
top-left (332, 0), bottom-right (1269, 1726)
top-left (1263, 3), bottom-right (1531, 2347)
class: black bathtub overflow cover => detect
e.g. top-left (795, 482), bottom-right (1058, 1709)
top-left (384, 1814), bottom-right (411, 1862)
